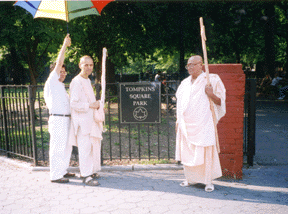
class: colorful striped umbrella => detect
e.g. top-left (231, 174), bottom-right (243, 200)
top-left (14, 0), bottom-right (114, 30)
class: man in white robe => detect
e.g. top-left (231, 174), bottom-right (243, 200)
top-left (69, 55), bottom-right (102, 186)
top-left (44, 34), bottom-right (75, 183)
top-left (175, 55), bottom-right (226, 192)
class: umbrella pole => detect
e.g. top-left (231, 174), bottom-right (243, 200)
top-left (65, 0), bottom-right (69, 33)
top-left (199, 17), bottom-right (220, 153)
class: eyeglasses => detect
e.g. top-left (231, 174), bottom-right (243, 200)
top-left (185, 62), bottom-right (202, 70)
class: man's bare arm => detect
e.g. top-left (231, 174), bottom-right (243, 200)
top-left (205, 84), bottom-right (221, 106)
top-left (54, 34), bottom-right (71, 76)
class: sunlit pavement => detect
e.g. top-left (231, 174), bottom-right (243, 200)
top-left (0, 158), bottom-right (287, 214)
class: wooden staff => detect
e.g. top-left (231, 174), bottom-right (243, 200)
top-left (101, 47), bottom-right (107, 105)
top-left (199, 17), bottom-right (220, 153)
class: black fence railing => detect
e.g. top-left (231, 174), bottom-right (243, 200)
top-left (1, 79), bottom-right (254, 166)
top-left (0, 81), bottom-right (179, 166)
top-left (98, 81), bottom-right (179, 162)
top-left (0, 85), bottom-right (41, 165)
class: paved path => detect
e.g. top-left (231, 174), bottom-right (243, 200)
top-left (255, 101), bottom-right (288, 165)
top-left (1, 158), bottom-right (287, 214)
top-left (1, 100), bottom-right (288, 214)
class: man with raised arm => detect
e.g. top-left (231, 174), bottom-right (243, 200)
top-left (175, 55), bottom-right (226, 192)
top-left (69, 55), bottom-right (103, 186)
top-left (44, 34), bottom-right (75, 183)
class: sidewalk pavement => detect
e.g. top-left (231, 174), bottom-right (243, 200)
top-left (1, 100), bottom-right (288, 214)
top-left (254, 100), bottom-right (288, 166)
top-left (1, 156), bottom-right (287, 214)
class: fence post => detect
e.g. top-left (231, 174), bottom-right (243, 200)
top-left (28, 86), bottom-right (38, 166)
top-left (247, 79), bottom-right (256, 166)
top-left (1, 86), bottom-right (10, 157)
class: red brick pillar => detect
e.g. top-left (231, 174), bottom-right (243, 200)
top-left (205, 64), bottom-right (245, 179)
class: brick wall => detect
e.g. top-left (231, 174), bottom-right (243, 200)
top-left (204, 64), bottom-right (245, 179)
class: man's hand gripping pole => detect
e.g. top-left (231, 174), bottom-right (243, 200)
top-left (199, 17), bottom-right (220, 153)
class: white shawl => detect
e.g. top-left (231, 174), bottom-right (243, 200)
top-left (175, 72), bottom-right (226, 159)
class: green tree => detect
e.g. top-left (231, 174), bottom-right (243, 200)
top-left (2, 1), bottom-right (288, 84)
top-left (0, 2), bottom-right (67, 85)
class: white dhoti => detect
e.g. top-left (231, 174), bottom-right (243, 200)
top-left (77, 127), bottom-right (101, 177)
top-left (182, 145), bottom-right (222, 185)
top-left (48, 116), bottom-right (72, 181)
top-left (180, 117), bottom-right (222, 184)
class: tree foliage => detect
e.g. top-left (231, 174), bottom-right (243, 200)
top-left (1, 1), bottom-right (288, 84)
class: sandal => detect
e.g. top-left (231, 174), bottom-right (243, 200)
top-left (180, 181), bottom-right (191, 187)
top-left (51, 177), bottom-right (69, 183)
top-left (83, 176), bottom-right (100, 186)
top-left (64, 173), bottom-right (76, 178)
top-left (80, 173), bottom-right (100, 179)
top-left (91, 173), bottom-right (100, 179)
top-left (205, 184), bottom-right (214, 192)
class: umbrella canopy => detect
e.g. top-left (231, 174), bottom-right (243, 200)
top-left (14, 0), bottom-right (114, 22)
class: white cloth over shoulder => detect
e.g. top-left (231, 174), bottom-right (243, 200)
top-left (175, 72), bottom-right (226, 162)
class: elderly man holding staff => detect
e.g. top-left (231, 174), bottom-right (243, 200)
top-left (175, 55), bottom-right (226, 192)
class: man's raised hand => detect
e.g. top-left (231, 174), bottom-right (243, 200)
top-left (64, 34), bottom-right (71, 47)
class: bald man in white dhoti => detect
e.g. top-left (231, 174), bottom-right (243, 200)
top-left (44, 34), bottom-right (75, 183)
top-left (69, 55), bottom-right (103, 186)
top-left (175, 55), bottom-right (226, 192)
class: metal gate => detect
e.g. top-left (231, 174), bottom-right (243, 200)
top-left (243, 79), bottom-right (256, 166)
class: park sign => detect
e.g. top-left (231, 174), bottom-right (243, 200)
top-left (120, 82), bottom-right (161, 124)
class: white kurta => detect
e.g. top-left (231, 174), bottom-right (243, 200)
top-left (175, 72), bottom-right (226, 184)
top-left (43, 69), bottom-right (72, 181)
top-left (69, 75), bottom-right (102, 177)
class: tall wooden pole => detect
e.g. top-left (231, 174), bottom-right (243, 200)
top-left (199, 17), bottom-right (220, 153)
top-left (101, 47), bottom-right (107, 104)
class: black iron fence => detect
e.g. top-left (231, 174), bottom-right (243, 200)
top-left (1, 80), bottom-right (255, 166)
top-left (0, 85), bottom-right (42, 165)
top-left (0, 81), bottom-right (179, 166)
top-left (98, 81), bottom-right (179, 163)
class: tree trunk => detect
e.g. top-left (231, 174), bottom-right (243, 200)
top-left (178, 2), bottom-right (185, 80)
top-left (264, 3), bottom-right (276, 78)
top-left (95, 48), bottom-right (102, 85)
top-left (26, 43), bottom-right (38, 109)
top-left (10, 47), bottom-right (23, 85)
top-left (106, 58), bottom-right (117, 95)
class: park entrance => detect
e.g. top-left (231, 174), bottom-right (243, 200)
top-left (0, 69), bottom-right (255, 179)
